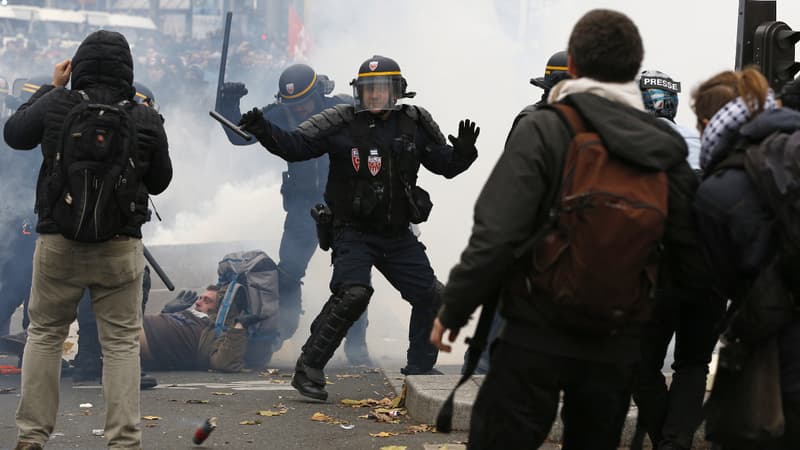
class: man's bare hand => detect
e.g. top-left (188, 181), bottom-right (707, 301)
top-left (52, 60), bottom-right (72, 87)
top-left (430, 317), bottom-right (459, 353)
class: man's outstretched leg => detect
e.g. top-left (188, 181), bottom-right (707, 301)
top-left (292, 285), bottom-right (373, 401)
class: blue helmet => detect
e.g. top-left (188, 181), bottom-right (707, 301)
top-left (638, 70), bottom-right (681, 121)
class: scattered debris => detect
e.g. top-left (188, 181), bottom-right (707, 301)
top-left (257, 407), bottom-right (287, 417)
top-left (380, 446), bottom-right (407, 450)
top-left (339, 424), bottom-right (355, 430)
top-left (369, 431), bottom-right (399, 438)
top-left (186, 399), bottom-right (209, 404)
top-left (142, 416), bottom-right (161, 421)
top-left (392, 385), bottom-right (406, 408)
top-left (91, 429), bottom-right (104, 436)
top-left (79, 403), bottom-right (93, 408)
top-left (212, 392), bottom-right (237, 396)
top-left (239, 420), bottom-right (262, 425)
top-left (340, 397), bottom-right (394, 408)
top-left (406, 424), bottom-right (434, 433)
top-left (310, 412), bottom-right (349, 425)
top-left (335, 374), bottom-right (362, 379)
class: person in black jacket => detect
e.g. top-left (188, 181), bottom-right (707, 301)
top-left (692, 68), bottom-right (800, 450)
top-left (218, 63), bottom-right (371, 367)
top-left (3, 30), bottom-right (172, 450)
top-left (239, 54), bottom-right (479, 401)
top-left (431, 10), bottom-right (710, 450)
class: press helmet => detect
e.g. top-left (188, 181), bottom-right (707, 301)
top-left (350, 55), bottom-right (414, 113)
top-left (638, 70), bottom-right (681, 121)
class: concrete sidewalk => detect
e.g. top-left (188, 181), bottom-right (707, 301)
top-left (384, 367), bottom-right (707, 447)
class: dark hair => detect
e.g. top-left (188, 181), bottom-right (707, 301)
top-left (567, 9), bottom-right (643, 82)
top-left (692, 67), bottom-right (770, 130)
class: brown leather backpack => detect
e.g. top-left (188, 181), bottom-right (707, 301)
top-left (527, 103), bottom-right (669, 334)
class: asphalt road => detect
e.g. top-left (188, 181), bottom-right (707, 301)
top-left (0, 360), bottom-right (472, 450)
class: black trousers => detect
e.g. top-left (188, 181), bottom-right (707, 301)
top-left (633, 292), bottom-right (725, 448)
top-left (468, 339), bottom-right (635, 450)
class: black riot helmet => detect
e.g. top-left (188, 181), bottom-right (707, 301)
top-left (350, 55), bottom-right (414, 113)
top-left (277, 63), bottom-right (324, 104)
top-left (530, 51), bottom-right (569, 91)
top-left (133, 81), bottom-right (159, 111)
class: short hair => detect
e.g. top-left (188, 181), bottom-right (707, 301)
top-left (568, 9), bottom-right (644, 82)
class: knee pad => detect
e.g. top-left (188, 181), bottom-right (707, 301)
top-left (336, 285), bottom-right (374, 321)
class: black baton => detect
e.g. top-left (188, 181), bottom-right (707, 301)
top-left (209, 110), bottom-right (253, 141)
top-left (143, 245), bottom-right (175, 291)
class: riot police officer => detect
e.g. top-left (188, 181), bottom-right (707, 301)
top-left (239, 55), bottom-right (479, 401)
top-left (219, 63), bottom-right (371, 366)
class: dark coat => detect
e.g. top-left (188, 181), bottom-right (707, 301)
top-left (438, 93), bottom-right (711, 363)
top-left (2, 31), bottom-right (172, 237)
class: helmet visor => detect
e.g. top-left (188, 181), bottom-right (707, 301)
top-left (353, 75), bottom-right (404, 113)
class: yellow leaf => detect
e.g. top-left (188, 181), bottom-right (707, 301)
top-left (311, 412), bottom-right (332, 422)
top-left (380, 447), bottom-right (407, 450)
top-left (369, 431), bottom-right (399, 438)
top-left (212, 392), bottom-right (237, 396)
top-left (142, 416), bottom-right (161, 420)
top-left (406, 424), bottom-right (433, 433)
top-left (257, 409), bottom-right (287, 417)
top-left (239, 420), bottom-right (262, 425)
top-left (391, 385), bottom-right (406, 408)
top-left (336, 374), bottom-right (362, 379)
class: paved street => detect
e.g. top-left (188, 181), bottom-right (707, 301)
top-left (0, 360), bottom-right (472, 450)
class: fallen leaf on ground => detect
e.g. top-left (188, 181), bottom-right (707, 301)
top-left (212, 392), bottom-right (237, 396)
top-left (257, 409), bottom-right (287, 417)
top-left (239, 420), bottom-right (262, 425)
top-left (142, 416), bottom-right (161, 420)
top-left (391, 385), bottom-right (406, 408)
top-left (380, 446), bottom-right (407, 450)
top-left (369, 432), bottom-right (399, 438)
top-left (336, 374), bottom-right (362, 379)
top-left (406, 424), bottom-right (434, 433)
top-left (311, 412), bottom-right (332, 422)
top-left (186, 399), bottom-right (208, 404)
top-left (144, 423), bottom-right (158, 428)
top-left (257, 368), bottom-right (281, 377)
top-left (340, 397), bottom-right (394, 408)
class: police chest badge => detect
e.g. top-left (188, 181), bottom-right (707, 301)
top-left (351, 148), bottom-right (361, 172)
top-left (368, 148), bottom-right (382, 176)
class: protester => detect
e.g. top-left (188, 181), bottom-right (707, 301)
top-left (432, 9), bottom-right (709, 449)
top-left (3, 30), bottom-right (172, 449)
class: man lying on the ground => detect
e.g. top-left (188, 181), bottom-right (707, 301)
top-left (141, 285), bottom-right (250, 372)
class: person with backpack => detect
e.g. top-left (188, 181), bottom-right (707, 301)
top-left (218, 63), bottom-right (372, 367)
top-left (2, 30), bottom-right (172, 450)
top-left (238, 54), bottom-right (479, 401)
top-left (431, 9), bottom-right (709, 449)
top-left (630, 70), bottom-right (726, 450)
top-left (692, 68), bottom-right (800, 449)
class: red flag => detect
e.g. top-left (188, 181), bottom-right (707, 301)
top-left (287, 4), bottom-right (311, 58)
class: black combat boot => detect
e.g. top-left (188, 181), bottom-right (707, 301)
top-left (291, 356), bottom-right (328, 401)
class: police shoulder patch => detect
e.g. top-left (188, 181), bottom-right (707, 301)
top-left (297, 104), bottom-right (355, 138)
top-left (404, 105), bottom-right (446, 145)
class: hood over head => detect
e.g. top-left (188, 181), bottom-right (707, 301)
top-left (71, 30), bottom-right (134, 99)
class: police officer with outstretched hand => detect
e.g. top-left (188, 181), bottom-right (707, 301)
top-left (218, 64), bottom-right (372, 367)
top-left (239, 55), bottom-right (479, 401)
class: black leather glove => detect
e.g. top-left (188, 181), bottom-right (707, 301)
top-left (448, 119), bottom-right (480, 160)
top-left (161, 289), bottom-right (198, 313)
top-left (239, 107), bottom-right (273, 143)
top-left (222, 82), bottom-right (248, 102)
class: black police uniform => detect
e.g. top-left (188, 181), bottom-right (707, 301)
top-left (239, 56), bottom-right (478, 400)
top-left (219, 66), bottom-right (371, 365)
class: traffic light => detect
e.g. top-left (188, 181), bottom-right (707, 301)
top-left (754, 21), bottom-right (800, 91)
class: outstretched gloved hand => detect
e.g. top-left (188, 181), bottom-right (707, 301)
top-left (239, 107), bottom-right (273, 143)
top-left (448, 119), bottom-right (480, 160)
top-left (161, 290), bottom-right (198, 313)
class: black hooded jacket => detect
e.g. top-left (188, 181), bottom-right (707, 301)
top-left (438, 93), bottom-right (711, 363)
top-left (3, 30), bottom-right (172, 237)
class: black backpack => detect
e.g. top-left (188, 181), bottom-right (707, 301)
top-left (51, 91), bottom-right (141, 242)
